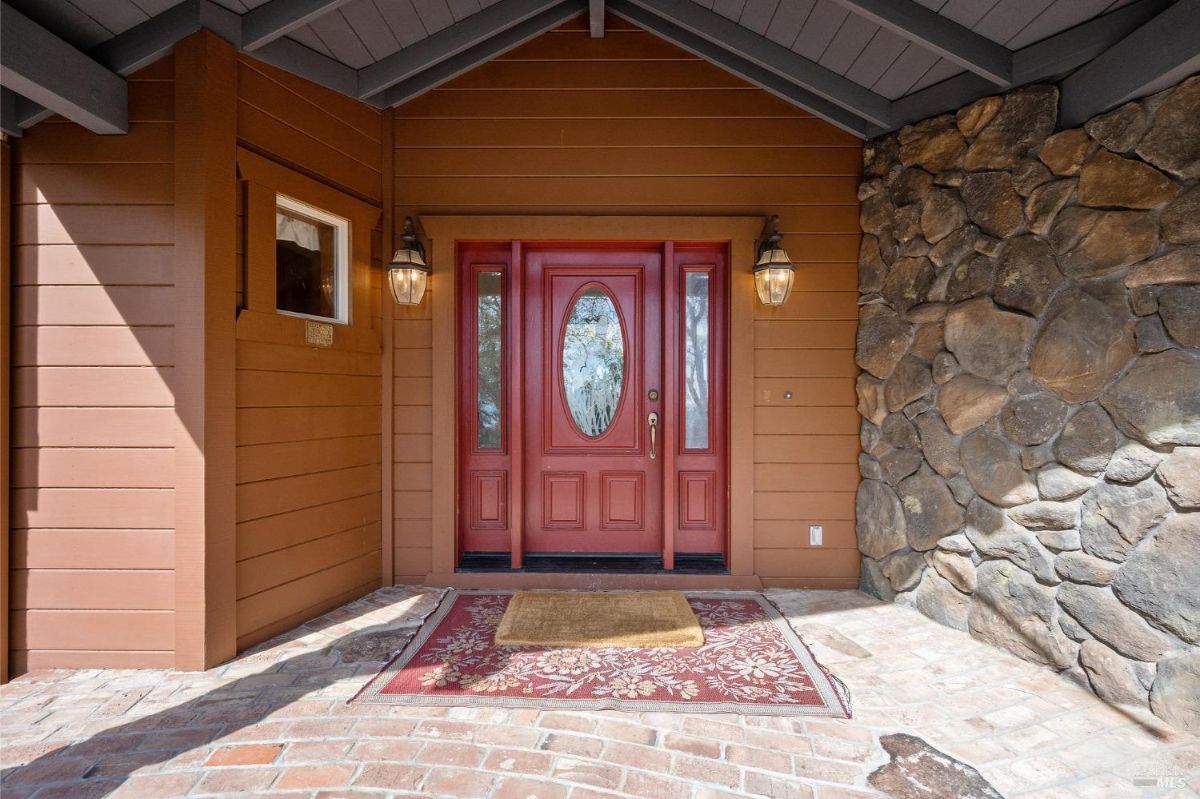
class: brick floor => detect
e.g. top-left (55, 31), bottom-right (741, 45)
top-left (1, 586), bottom-right (1196, 798)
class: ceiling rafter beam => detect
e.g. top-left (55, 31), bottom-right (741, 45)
top-left (884, 0), bottom-right (1172, 134)
top-left (1059, 0), bottom-right (1200, 127)
top-left (13, 0), bottom-right (241, 131)
top-left (358, 0), bottom-right (570, 100)
top-left (590, 0), bottom-right (605, 37)
top-left (0, 2), bottom-right (127, 134)
top-left (378, 0), bottom-right (588, 108)
top-left (609, 0), bottom-right (875, 138)
top-left (620, 0), bottom-right (892, 128)
top-left (242, 0), bottom-right (353, 51)
top-left (829, 0), bottom-right (1012, 86)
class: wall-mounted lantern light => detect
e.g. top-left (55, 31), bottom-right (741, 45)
top-left (388, 216), bottom-right (429, 305)
top-left (753, 215), bottom-right (795, 307)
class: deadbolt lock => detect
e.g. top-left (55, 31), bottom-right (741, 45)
top-left (648, 389), bottom-right (659, 401)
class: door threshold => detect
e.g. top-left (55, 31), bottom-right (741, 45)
top-left (458, 553), bottom-right (727, 575)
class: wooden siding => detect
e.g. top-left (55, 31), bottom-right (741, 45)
top-left (232, 57), bottom-right (385, 650)
top-left (9, 59), bottom-right (177, 671)
top-left (390, 16), bottom-right (862, 587)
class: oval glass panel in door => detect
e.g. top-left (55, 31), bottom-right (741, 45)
top-left (562, 286), bottom-right (626, 437)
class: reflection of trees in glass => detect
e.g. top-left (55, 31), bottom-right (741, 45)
top-left (562, 287), bottom-right (625, 437)
top-left (477, 272), bottom-right (502, 449)
top-left (684, 273), bottom-right (709, 449)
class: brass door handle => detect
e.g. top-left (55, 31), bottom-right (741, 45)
top-left (648, 412), bottom-right (659, 459)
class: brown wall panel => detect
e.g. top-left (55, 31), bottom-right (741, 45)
top-left (8, 62), bottom-right (178, 671)
top-left (232, 63), bottom-right (384, 651)
top-left (390, 16), bottom-right (861, 586)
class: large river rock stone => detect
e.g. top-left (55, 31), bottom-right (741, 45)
top-left (960, 171), bottom-right (1026, 238)
top-left (900, 115), bottom-right (966, 173)
top-left (920, 188), bottom-right (968, 244)
top-left (1085, 101), bottom-right (1149, 153)
top-left (885, 356), bottom-right (933, 412)
top-left (1058, 583), bottom-right (1178, 661)
top-left (961, 431), bottom-right (1037, 507)
top-left (858, 304), bottom-right (915, 380)
top-left (883, 257), bottom-right (937, 317)
top-left (993, 236), bottom-right (1063, 315)
top-left (1078, 149), bottom-right (1179, 209)
top-left (1157, 447), bottom-right (1200, 508)
top-left (1030, 293), bottom-right (1134, 403)
top-left (965, 85), bottom-right (1058, 170)
top-left (1100, 349), bottom-right (1200, 446)
top-left (944, 298), bottom-right (1036, 383)
top-left (1158, 285), bottom-right (1200, 348)
top-left (1079, 639), bottom-right (1149, 706)
top-left (898, 569), bottom-right (970, 631)
top-left (1025, 178), bottom-right (1076, 236)
top-left (1056, 551), bottom-right (1118, 586)
top-left (1037, 465), bottom-right (1097, 501)
top-left (1111, 514), bottom-right (1200, 645)
top-left (929, 549), bottom-right (977, 593)
top-left (899, 472), bottom-right (964, 551)
top-left (1135, 75), bottom-right (1200, 179)
top-left (965, 497), bottom-right (1056, 583)
top-left (915, 411), bottom-right (961, 478)
top-left (1150, 652), bottom-right (1200, 731)
top-left (1124, 248), bottom-right (1200, 287)
top-left (1002, 386), bottom-right (1068, 446)
top-left (1055, 404), bottom-right (1118, 475)
top-left (1049, 207), bottom-right (1159, 279)
top-left (1008, 500), bottom-right (1078, 530)
top-left (1105, 442), bottom-right (1164, 483)
top-left (857, 480), bottom-right (908, 560)
top-left (969, 560), bottom-right (1077, 669)
top-left (859, 235), bottom-right (887, 294)
top-left (1038, 128), bottom-right (1091, 176)
top-left (1081, 478), bottom-right (1171, 552)
top-left (936, 375), bottom-right (1007, 435)
top-left (1162, 187), bottom-right (1200, 243)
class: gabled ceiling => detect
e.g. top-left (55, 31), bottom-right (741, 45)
top-left (2, 0), bottom-right (1198, 139)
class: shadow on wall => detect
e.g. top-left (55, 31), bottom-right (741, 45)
top-left (10, 82), bottom-right (184, 672)
top-left (852, 75), bottom-right (1199, 732)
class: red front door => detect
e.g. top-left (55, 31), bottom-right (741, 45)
top-left (457, 241), bottom-right (728, 564)
top-left (523, 247), bottom-right (662, 553)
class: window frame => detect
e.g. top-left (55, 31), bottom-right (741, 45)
top-left (274, 193), bottom-right (351, 325)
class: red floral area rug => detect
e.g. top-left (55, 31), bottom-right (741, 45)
top-left (352, 590), bottom-right (851, 717)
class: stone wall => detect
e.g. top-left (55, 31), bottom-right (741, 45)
top-left (854, 77), bottom-right (1199, 730)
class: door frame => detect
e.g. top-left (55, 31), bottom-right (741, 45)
top-left (421, 216), bottom-right (761, 580)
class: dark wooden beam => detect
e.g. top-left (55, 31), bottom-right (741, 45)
top-left (1059, 0), bottom-right (1200, 127)
top-left (241, 0), bottom-right (352, 51)
top-left (590, 0), bottom-right (605, 37)
top-left (622, 0), bottom-right (892, 128)
top-left (13, 0), bottom-right (241, 132)
top-left (359, 0), bottom-right (569, 101)
top-left (884, 0), bottom-right (1172, 133)
top-left (830, 0), bottom-right (1012, 86)
top-left (378, 1), bottom-right (588, 108)
top-left (610, 0), bottom-right (876, 137)
top-left (0, 2), bottom-right (127, 134)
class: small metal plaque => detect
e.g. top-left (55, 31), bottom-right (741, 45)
top-left (305, 320), bottom-right (334, 348)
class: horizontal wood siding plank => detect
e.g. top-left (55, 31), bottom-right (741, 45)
top-left (12, 529), bottom-right (173, 570)
top-left (14, 244), bottom-right (174, 286)
top-left (13, 366), bottom-right (174, 407)
top-left (14, 326), bottom-right (174, 367)
top-left (11, 610), bottom-right (173, 650)
top-left (11, 570), bottom-right (173, 610)
top-left (13, 448), bottom-right (174, 488)
top-left (395, 147), bottom-right (861, 178)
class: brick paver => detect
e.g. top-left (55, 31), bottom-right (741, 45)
top-left (1, 586), bottom-right (1195, 798)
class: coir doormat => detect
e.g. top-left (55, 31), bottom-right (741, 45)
top-left (352, 590), bottom-right (851, 717)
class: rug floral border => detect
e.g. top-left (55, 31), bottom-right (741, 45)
top-left (352, 590), bottom-right (852, 718)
